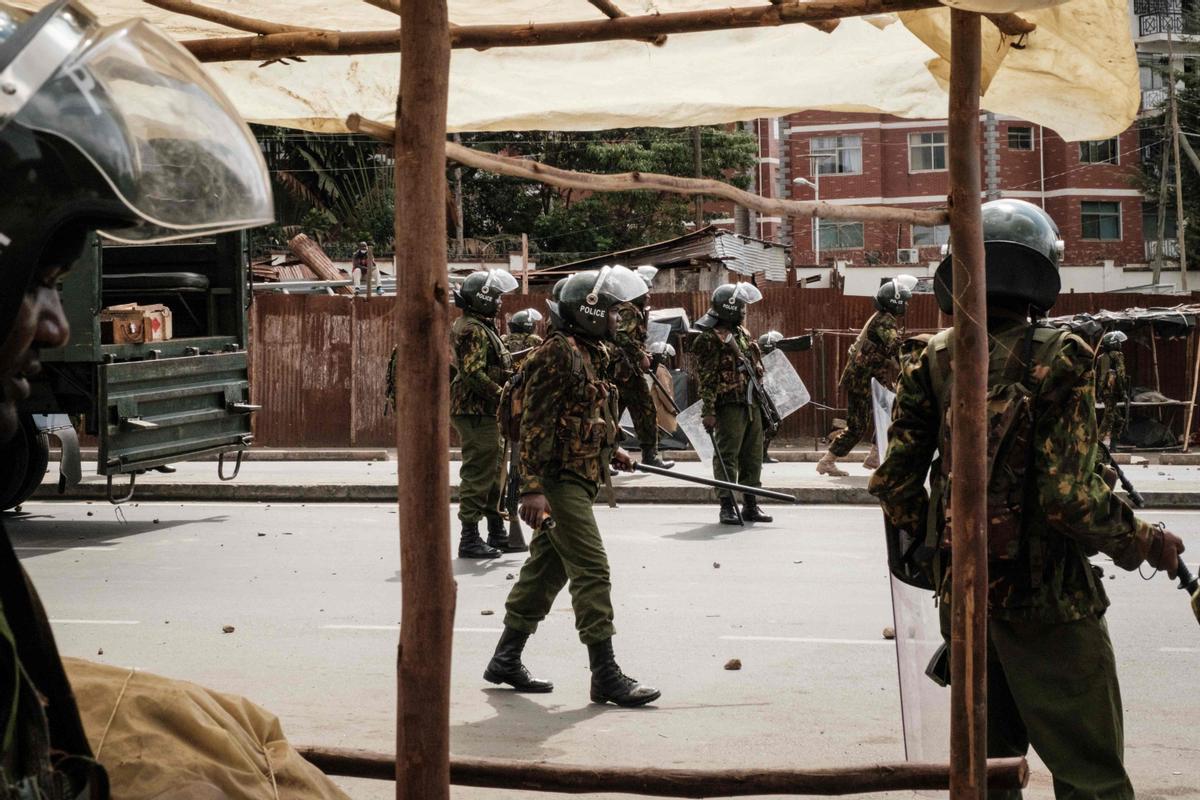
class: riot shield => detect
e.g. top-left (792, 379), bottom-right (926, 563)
top-left (646, 321), bottom-right (672, 346)
top-left (761, 349), bottom-right (811, 420)
top-left (675, 400), bottom-right (715, 462)
top-left (872, 378), bottom-right (949, 784)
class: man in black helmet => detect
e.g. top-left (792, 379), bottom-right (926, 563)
top-left (609, 265), bottom-right (674, 469)
top-left (485, 266), bottom-right (661, 708)
top-left (502, 308), bottom-right (544, 369)
top-left (451, 269), bottom-right (520, 557)
top-left (0, 1), bottom-right (273, 794)
top-left (1095, 330), bottom-right (1129, 447)
top-left (817, 275), bottom-right (916, 477)
top-left (691, 283), bottom-right (773, 525)
top-left (870, 199), bottom-right (1184, 800)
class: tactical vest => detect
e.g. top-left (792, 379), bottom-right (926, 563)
top-left (697, 327), bottom-right (757, 407)
top-left (839, 311), bottom-right (896, 388)
top-left (450, 314), bottom-right (512, 415)
top-left (925, 324), bottom-right (1071, 568)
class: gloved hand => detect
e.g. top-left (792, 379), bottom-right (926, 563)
top-left (1148, 526), bottom-right (1186, 580)
top-left (702, 415), bottom-right (716, 432)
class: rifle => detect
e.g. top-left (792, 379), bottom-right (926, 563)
top-left (732, 344), bottom-right (782, 438)
top-left (634, 460), bottom-right (797, 503)
top-left (1176, 559), bottom-right (1200, 626)
top-left (499, 439), bottom-right (529, 552)
top-left (1097, 440), bottom-right (1145, 508)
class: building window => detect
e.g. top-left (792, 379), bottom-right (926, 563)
top-left (1081, 201), bottom-right (1122, 240)
top-left (912, 224), bottom-right (951, 247)
top-left (810, 135), bottom-right (862, 175)
top-left (908, 131), bottom-right (947, 172)
top-left (1007, 126), bottom-right (1034, 151)
top-left (818, 221), bottom-right (865, 250)
top-left (1079, 138), bottom-right (1119, 165)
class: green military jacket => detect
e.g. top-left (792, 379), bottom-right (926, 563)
top-left (518, 332), bottom-right (617, 494)
top-left (502, 332), bottom-right (543, 370)
top-left (840, 310), bottom-right (902, 390)
top-left (450, 313), bottom-right (512, 417)
top-left (869, 320), bottom-right (1157, 623)
top-left (691, 325), bottom-right (764, 417)
top-left (1095, 350), bottom-right (1128, 411)
top-left (609, 301), bottom-right (648, 384)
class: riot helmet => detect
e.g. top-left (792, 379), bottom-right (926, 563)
top-left (695, 283), bottom-right (763, 329)
top-left (875, 274), bottom-right (918, 315)
top-left (455, 268), bottom-right (518, 316)
top-left (635, 265), bottom-right (659, 289)
top-left (559, 265), bottom-right (649, 339)
top-left (647, 341), bottom-right (675, 359)
top-left (934, 199), bottom-right (1064, 315)
top-left (508, 308), bottom-right (543, 334)
top-left (546, 276), bottom-right (569, 329)
top-left (1100, 330), bottom-right (1128, 352)
top-left (758, 330), bottom-right (784, 353)
top-left (0, 0), bottom-right (274, 335)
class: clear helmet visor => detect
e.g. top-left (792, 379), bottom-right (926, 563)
top-left (11, 17), bottom-right (273, 242)
top-left (635, 264), bottom-right (658, 286)
top-left (762, 330), bottom-right (783, 346)
top-left (482, 268), bottom-right (519, 295)
top-left (592, 265), bottom-right (649, 304)
top-left (523, 308), bottom-right (544, 323)
top-left (731, 283), bottom-right (764, 305)
top-left (894, 274), bottom-right (919, 295)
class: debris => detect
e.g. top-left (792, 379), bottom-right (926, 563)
top-left (480, 609), bottom-right (495, 616)
top-left (882, 627), bottom-right (896, 640)
top-left (723, 658), bottom-right (742, 671)
top-left (257, 532), bottom-right (266, 537)
top-left (222, 625), bottom-right (235, 634)
top-left (86, 511), bottom-right (93, 517)
top-left (792, 560), bottom-right (802, 564)
top-left (506, 573), bottom-right (515, 580)
top-left (97, 648), bottom-right (103, 656)
top-left (152, 518), bottom-right (160, 524)
top-left (712, 562), bottom-right (721, 569)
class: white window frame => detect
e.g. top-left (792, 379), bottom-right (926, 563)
top-left (809, 134), bottom-right (863, 176)
top-left (1079, 138), bottom-right (1120, 165)
top-left (911, 223), bottom-right (951, 247)
top-left (1080, 200), bottom-right (1122, 241)
top-left (907, 131), bottom-right (947, 173)
top-left (818, 220), bottom-right (865, 250)
top-left (1007, 126), bottom-right (1034, 151)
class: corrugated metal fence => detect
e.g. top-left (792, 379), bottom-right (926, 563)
top-left (249, 289), bottom-right (1199, 448)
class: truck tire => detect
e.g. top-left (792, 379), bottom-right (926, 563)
top-left (0, 415), bottom-right (48, 511)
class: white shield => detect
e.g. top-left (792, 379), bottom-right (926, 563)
top-left (761, 349), bottom-right (811, 420)
top-left (675, 400), bottom-right (715, 462)
top-left (646, 321), bottom-right (673, 346)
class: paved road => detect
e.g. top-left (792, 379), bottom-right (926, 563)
top-left (7, 502), bottom-right (1200, 799)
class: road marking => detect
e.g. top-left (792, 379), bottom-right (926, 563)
top-left (320, 625), bottom-right (501, 633)
top-left (720, 635), bottom-right (891, 646)
top-left (16, 546), bottom-right (111, 552)
top-left (1160, 646), bottom-right (1200, 653)
top-left (51, 619), bottom-right (140, 626)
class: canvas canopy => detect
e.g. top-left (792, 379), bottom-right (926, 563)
top-left (23, 0), bottom-right (1137, 141)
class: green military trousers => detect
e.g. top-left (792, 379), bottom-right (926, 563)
top-left (614, 372), bottom-right (658, 451)
top-left (942, 607), bottom-right (1133, 800)
top-left (711, 403), bottom-right (763, 502)
top-left (452, 414), bottom-right (503, 525)
top-left (828, 371), bottom-right (874, 457)
top-left (503, 473), bottom-right (616, 645)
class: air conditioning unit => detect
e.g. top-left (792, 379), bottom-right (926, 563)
top-left (896, 248), bottom-right (919, 264)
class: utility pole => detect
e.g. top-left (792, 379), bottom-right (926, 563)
top-left (452, 133), bottom-right (466, 257)
top-left (692, 126), bottom-right (704, 226)
top-left (1154, 115), bottom-right (1170, 287)
top-left (1169, 28), bottom-right (1189, 290)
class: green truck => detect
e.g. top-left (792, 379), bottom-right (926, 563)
top-left (2, 233), bottom-right (258, 509)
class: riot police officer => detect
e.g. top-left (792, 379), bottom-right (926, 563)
top-left (1095, 330), bottom-right (1129, 447)
top-left (451, 269), bottom-right (520, 557)
top-left (0, 1), bottom-right (274, 794)
top-left (610, 265), bottom-right (673, 469)
top-left (503, 308), bottom-right (544, 369)
top-left (485, 266), bottom-right (661, 707)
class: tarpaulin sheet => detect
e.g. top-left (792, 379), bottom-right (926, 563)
top-left (26, 1), bottom-right (1138, 140)
top-left (64, 658), bottom-right (350, 800)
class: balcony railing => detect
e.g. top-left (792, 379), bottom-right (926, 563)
top-left (1145, 238), bottom-right (1180, 260)
top-left (1135, 0), bottom-right (1181, 15)
top-left (1140, 13), bottom-right (1186, 37)
top-left (1143, 87), bottom-right (1169, 111)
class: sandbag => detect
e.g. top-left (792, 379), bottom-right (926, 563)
top-left (64, 658), bottom-right (350, 800)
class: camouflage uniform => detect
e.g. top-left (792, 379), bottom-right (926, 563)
top-left (502, 332), bottom-right (543, 370)
top-left (504, 332), bottom-right (621, 645)
top-left (829, 311), bottom-right (902, 457)
top-left (610, 301), bottom-right (659, 451)
top-left (450, 312), bottom-right (512, 525)
top-left (1095, 350), bottom-right (1128, 444)
top-left (870, 319), bottom-right (1160, 800)
top-left (691, 326), bottom-right (766, 501)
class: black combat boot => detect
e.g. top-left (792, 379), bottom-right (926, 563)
top-left (484, 627), bottom-right (554, 692)
top-left (458, 521), bottom-right (500, 559)
top-left (587, 638), bottom-right (660, 707)
top-left (641, 446), bottom-right (675, 469)
top-left (718, 496), bottom-right (741, 525)
top-left (485, 513), bottom-right (512, 552)
top-left (742, 494), bottom-right (773, 523)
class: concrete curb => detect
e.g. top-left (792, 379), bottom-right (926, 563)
top-left (32, 482), bottom-right (1199, 508)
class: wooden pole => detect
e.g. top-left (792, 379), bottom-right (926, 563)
top-left (393, 0), bottom-right (453, 797)
top-left (297, 747), bottom-right (1028, 796)
top-left (586, 0), bottom-right (668, 45)
top-left (347, 115), bottom-right (949, 227)
top-left (143, 0), bottom-right (328, 34)
top-left (521, 232), bottom-right (529, 295)
top-left (182, 0), bottom-right (944, 61)
top-left (1154, 117), bottom-right (1171, 287)
top-left (1169, 29), bottom-right (1189, 292)
top-left (1183, 324), bottom-right (1200, 453)
top-left (946, 9), bottom-right (988, 800)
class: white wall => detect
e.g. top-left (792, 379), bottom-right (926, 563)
top-left (836, 261), bottom-right (1200, 296)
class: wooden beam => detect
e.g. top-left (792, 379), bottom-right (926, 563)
top-left (362, 0), bottom-right (399, 14)
top-left (347, 114), bottom-right (949, 227)
top-left (393, 0), bottom-right (453, 798)
top-left (984, 12), bottom-right (1035, 38)
top-left (298, 747), bottom-right (1029, 796)
top-left (587, 0), bottom-right (667, 45)
top-left (182, 0), bottom-right (940, 61)
top-left (143, 0), bottom-right (327, 35)
top-left (946, 9), bottom-right (988, 800)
